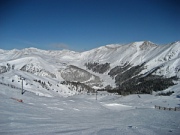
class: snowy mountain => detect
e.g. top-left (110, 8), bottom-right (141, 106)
top-left (0, 41), bottom-right (180, 97)
top-left (1, 41), bottom-right (180, 134)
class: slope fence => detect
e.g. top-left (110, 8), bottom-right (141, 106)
top-left (155, 105), bottom-right (180, 111)
top-left (0, 81), bottom-right (22, 90)
top-left (0, 81), bottom-right (29, 95)
top-left (87, 93), bottom-right (118, 96)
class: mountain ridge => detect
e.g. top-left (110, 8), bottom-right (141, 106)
top-left (0, 41), bottom-right (180, 97)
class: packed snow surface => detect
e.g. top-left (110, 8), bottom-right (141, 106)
top-left (0, 84), bottom-right (180, 135)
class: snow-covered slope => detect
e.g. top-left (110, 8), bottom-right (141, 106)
top-left (1, 41), bottom-right (180, 134)
top-left (0, 41), bottom-right (180, 97)
top-left (0, 83), bottom-right (180, 135)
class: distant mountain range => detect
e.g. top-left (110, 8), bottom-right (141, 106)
top-left (0, 41), bottom-right (180, 97)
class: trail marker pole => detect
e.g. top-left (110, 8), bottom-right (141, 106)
top-left (20, 76), bottom-right (25, 95)
top-left (96, 90), bottom-right (98, 100)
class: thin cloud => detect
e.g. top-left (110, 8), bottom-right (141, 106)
top-left (50, 43), bottom-right (70, 50)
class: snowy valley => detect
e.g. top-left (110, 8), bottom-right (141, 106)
top-left (0, 41), bottom-right (180, 134)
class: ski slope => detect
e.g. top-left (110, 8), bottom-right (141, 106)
top-left (1, 41), bottom-right (180, 134)
top-left (0, 84), bottom-right (180, 135)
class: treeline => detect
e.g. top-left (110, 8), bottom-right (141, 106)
top-left (156, 91), bottom-right (174, 96)
top-left (108, 62), bottom-right (131, 78)
top-left (105, 76), bottom-right (177, 96)
top-left (34, 79), bottom-right (49, 90)
top-left (61, 81), bottom-right (95, 93)
top-left (85, 62), bottom-right (110, 74)
top-left (104, 63), bottom-right (178, 96)
top-left (0, 63), bottom-right (15, 74)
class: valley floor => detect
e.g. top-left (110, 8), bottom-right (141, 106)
top-left (0, 85), bottom-right (180, 135)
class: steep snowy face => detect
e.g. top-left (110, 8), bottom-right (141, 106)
top-left (141, 41), bottom-right (180, 78)
top-left (82, 41), bottom-right (180, 78)
top-left (80, 41), bottom-right (158, 67)
top-left (140, 41), bottom-right (157, 50)
top-left (130, 41), bottom-right (157, 51)
top-left (158, 41), bottom-right (180, 62)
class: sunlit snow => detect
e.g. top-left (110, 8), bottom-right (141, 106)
top-left (0, 84), bottom-right (180, 135)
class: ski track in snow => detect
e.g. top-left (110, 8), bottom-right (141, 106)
top-left (0, 84), bottom-right (180, 135)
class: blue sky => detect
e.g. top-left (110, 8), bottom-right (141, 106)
top-left (0, 0), bottom-right (179, 51)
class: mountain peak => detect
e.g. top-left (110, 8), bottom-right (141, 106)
top-left (132, 41), bottom-right (157, 50)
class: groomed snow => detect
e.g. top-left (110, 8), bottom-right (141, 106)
top-left (0, 84), bottom-right (180, 135)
